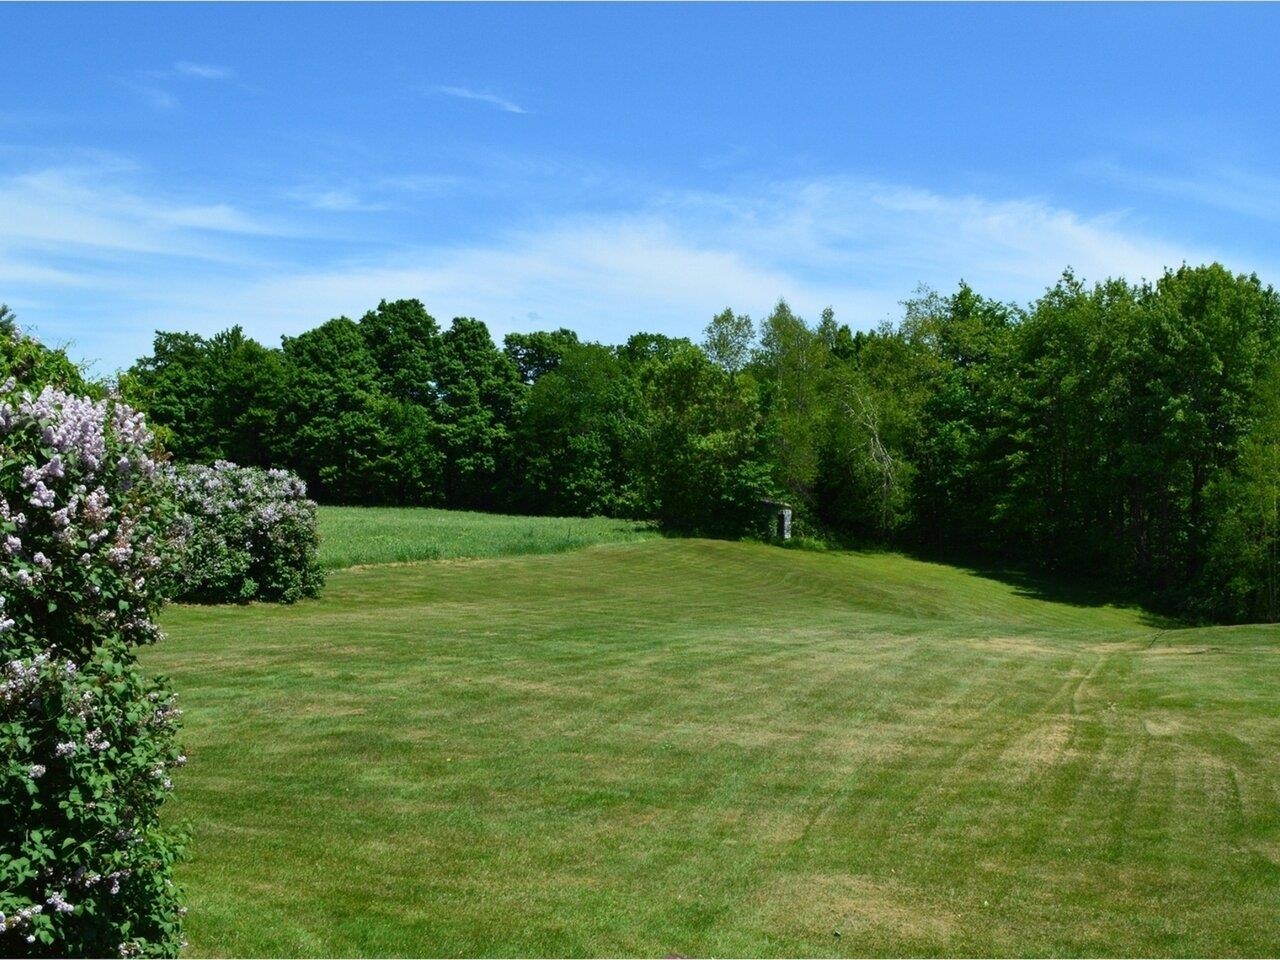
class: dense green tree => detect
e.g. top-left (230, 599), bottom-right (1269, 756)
top-left (751, 300), bottom-right (833, 513)
top-left (510, 342), bottom-right (640, 517)
top-left (503, 328), bottom-right (581, 385)
top-left (1002, 266), bottom-right (1280, 605)
top-left (1129, 264), bottom-right (1280, 596)
top-left (633, 343), bottom-right (775, 535)
top-left (815, 361), bottom-right (914, 540)
top-left (702, 308), bottom-right (754, 376)
top-left (279, 318), bottom-right (393, 503)
top-left (617, 332), bottom-right (692, 368)
top-left (123, 327), bottom-right (283, 465)
top-left (435, 317), bottom-right (521, 509)
top-left (356, 299), bottom-right (447, 503)
top-left (817, 306), bottom-right (858, 361)
top-left (358, 298), bottom-right (442, 409)
top-left (1201, 360), bottom-right (1280, 622)
top-left (899, 283), bottom-right (1018, 552)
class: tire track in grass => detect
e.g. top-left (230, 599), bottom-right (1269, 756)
top-left (736, 637), bottom-right (1104, 953)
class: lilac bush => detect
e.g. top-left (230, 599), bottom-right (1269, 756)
top-left (170, 461), bottom-right (324, 604)
top-left (1, 332), bottom-right (188, 956)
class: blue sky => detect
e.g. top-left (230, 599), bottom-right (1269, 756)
top-left (3, 3), bottom-right (1280, 374)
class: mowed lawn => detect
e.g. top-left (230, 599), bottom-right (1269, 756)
top-left (146, 527), bottom-right (1280, 956)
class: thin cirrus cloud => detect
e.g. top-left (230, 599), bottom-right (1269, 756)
top-left (127, 62), bottom-right (235, 110)
top-left (157, 178), bottom-right (1228, 356)
top-left (173, 61), bottom-right (235, 81)
top-left (1088, 158), bottom-right (1280, 223)
top-left (432, 85), bottom-right (527, 114)
top-left (287, 187), bottom-right (385, 214)
top-left (0, 161), bottom-right (1247, 374)
top-left (0, 164), bottom-right (285, 267)
top-left (285, 174), bottom-right (463, 213)
top-left (130, 84), bottom-right (179, 111)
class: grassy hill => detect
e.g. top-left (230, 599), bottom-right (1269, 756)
top-left (146, 524), bottom-right (1280, 956)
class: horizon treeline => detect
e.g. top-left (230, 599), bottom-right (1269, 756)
top-left (119, 262), bottom-right (1280, 624)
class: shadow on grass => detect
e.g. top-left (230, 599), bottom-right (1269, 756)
top-left (817, 535), bottom-right (1183, 629)
top-left (936, 555), bottom-right (1185, 629)
top-left (710, 526), bottom-right (1185, 630)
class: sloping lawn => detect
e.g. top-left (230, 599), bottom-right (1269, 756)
top-left (147, 537), bottom-right (1280, 956)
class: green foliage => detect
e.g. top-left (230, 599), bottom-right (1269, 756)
top-left (617, 331), bottom-right (693, 367)
top-left (435, 318), bottom-right (521, 509)
top-left (510, 342), bottom-right (640, 517)
top-left (752, 299), bottom-right (829, 510)
top-left (1199, 361), bottom-right (1280, 621)
top-left (993, 266), bottom-right (1280, 615)
top-left (279, 316), bottom-right (386, 502)
top-left (0, 307), bottom-right (90, 397)
top-left (123, 327), bottom-right (282, 467)
top-left (701, 307), bottom-right (754, 376)
top-left (354, 300), bottom-right (450, 505)
top-left (814, 362), bottom-right (914, 539)
top-left (634, 344), bottom-right (776, 536)
top-left (358, 299), bottom-right (441, 408)
top-left (1, 325), bottom-right (186, 957)
top-left (898, 283), bottom-right (1018, 551)
top-left (503, 328), bottom-right (580, 385)
top-left (170, 463), bottom-right (325, 604)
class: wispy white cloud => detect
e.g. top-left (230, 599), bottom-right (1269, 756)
top-left (0, 164), bottom-right (286, 263)
top-left (132, 85), bottom-right (179, 111)
top-left (1089, 158), bottom-right (1280, 222)
top-left (287, 187), bottom-right (383, 213)
top-left (377, 173), bottom-right (463, 196)
top-left (2, 163), bottom-right (1250, 375)
top-left (0, 260), bottom-right (92, 287)
top-left (125, 62), bottom-right (235, 111)
top-left (210, 218), bottom-right (802, 340)
top-left (284, 174), bottom-right (464, 213)
top-left (173, 61), bottom-right (234, 81)
top-left (162, 178), bottom-right (1226, 352)
top-left (432, 86), bottom-right (527, 114)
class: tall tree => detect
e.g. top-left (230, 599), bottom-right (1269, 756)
top-left (511, 342), bottom-right (640, 517)
top-left (752, 300), bottom-right (832, 511)
top-left (279, 317), bottom-right (400, 503)
top-left (900, 283), bottom-right (1017, 553)
top-left (359, 298), bottom-right (442, 409)
top-left (1202, 361), bottom-right (1280, 622)
top-left (435, 317), bottom-right (521, 509)
top-left (123, 326), bottom-right (283, 466)
top-left (503, 328), bottom-right (581, 385)
top-left (702, 308), bottom-right (754, 377)
top-left (633, 343), bottom-right (774, 535)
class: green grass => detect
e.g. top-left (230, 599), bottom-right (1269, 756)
top-left (316, 505), bottom-right (657, 569)
top-left (146, 531), bottom-right (1280, 957)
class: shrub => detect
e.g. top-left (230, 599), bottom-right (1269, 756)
top-left (0, 336), bottom-right (188, 957)
top-left (170, 461), bottom-right (324, 604)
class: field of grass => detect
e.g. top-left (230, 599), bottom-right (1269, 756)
top-left (316, 505), bottom-right (656, 569)
top-left (146, 519), bottom-right (1280, 956)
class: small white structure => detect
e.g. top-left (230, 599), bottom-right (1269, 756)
top-left (761, 498), bottom-right (793, 540)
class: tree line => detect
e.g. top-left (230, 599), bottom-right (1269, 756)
top-left (121, 263), bottom-right (1280, 623)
